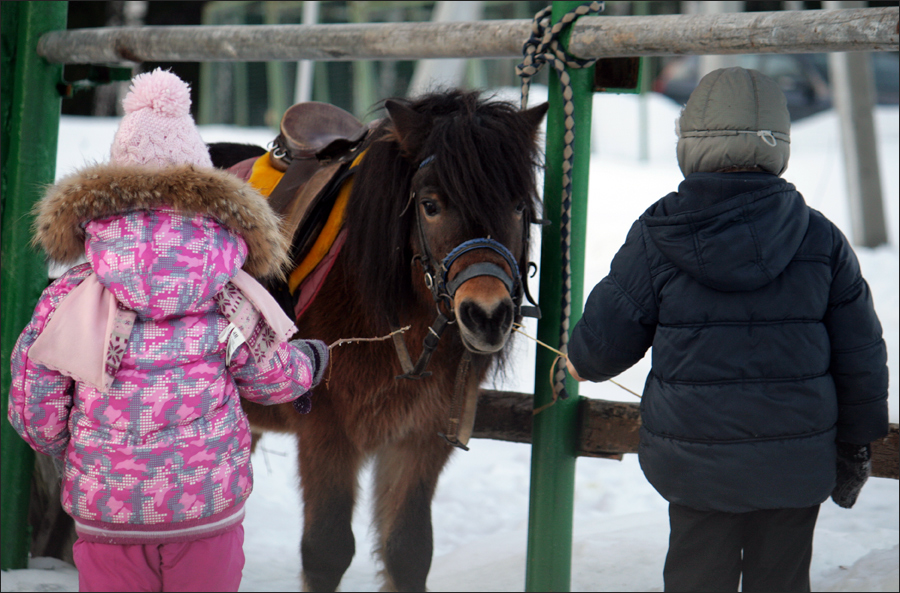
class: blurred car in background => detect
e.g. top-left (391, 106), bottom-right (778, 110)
top-left (653, 52), bottom-right (899, 121)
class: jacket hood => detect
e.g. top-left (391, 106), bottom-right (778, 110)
top-left (82, 210), bottom-right (246, 319)
top-left (643, 173), bottom-right (809, 292)
top-left (676, 67), bottom-right (791, 177)
top-left (33, 163), bottom-right (291, 279)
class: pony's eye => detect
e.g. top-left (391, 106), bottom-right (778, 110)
top-left (515, 200), bottom-right (527, 215)
top-left (420, 199), bottom-right (440, 218)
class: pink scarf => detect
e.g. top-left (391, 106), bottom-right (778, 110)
top-left (29, 270), bottom-right (296, 393)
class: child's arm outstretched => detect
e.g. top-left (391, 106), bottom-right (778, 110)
top-left (568, 220), bottom-right (658, 382)
top-left (7, 266), bottom-right (92, 459)
top-left (230, 337), bottom-right (329, 413)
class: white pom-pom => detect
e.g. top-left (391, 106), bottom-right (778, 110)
top-left (122, 68), bottom-right (191, 117)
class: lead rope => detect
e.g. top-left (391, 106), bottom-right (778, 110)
top-left (324, 326), bottom-right (411, 387)
top-left (512, 323), bottom-right (641, 416)
top-left (516, 1), bottom-right (604, 401)
top-left (328, 326), bottom-right (411, 350)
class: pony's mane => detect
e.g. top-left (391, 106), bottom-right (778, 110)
top-left (342, 90), bottom-right (544, 324)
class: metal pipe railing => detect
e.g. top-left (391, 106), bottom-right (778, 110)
top-left (525, 2), bottom-right (590, 588)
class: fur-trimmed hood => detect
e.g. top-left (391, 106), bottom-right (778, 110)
top-left (33, 163), bottom-right (290, 279)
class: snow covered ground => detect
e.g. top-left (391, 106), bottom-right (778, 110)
top-left (2, 89), bottom-right (897, 592)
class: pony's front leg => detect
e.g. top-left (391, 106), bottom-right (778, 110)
top-left (297, 423), bottom-right (362, 592)
top-left (373, 431), bottom-right (454, 592)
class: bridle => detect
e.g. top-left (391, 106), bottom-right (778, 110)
top-left (392, 155), bottom-right (541, 377)
top-left (389, 154), bottom-right (542, 449)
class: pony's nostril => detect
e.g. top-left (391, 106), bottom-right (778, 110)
top-left (459, 301), bottom-right (483, 330)
top-left (495, 303), bottom-right (513, 333)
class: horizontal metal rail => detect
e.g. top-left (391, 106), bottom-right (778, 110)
top-left (37, 7), bottom-right (898, 65)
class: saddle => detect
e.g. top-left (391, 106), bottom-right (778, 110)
top-left (268, 101), bottom-right (370, 235)
top-left (270, 101), bottom-right (371, 171)
top-left (230, 102), bottom-right (372, 317)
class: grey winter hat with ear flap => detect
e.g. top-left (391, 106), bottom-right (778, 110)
top-left (676, 67), bottom-right (791, 177)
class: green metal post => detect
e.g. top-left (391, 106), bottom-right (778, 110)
top-left (1, 0), bottom-right (67, 570)
top-left (525, 1), bottom-right (592, 591)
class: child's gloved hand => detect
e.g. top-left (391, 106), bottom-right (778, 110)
top-left (831, 442), bottom-right (871, 509)
top-left (290, 339), bottom-right (329, 387)
top-left (289, 339), bottom-right (329, 414)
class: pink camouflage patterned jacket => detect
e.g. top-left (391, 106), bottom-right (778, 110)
top-left (8, 163), bottom-right (320, 545)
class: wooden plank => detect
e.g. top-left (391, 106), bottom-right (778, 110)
top-left (872, 425), bottom-right (899, 480)
top-left (472, 390), bottom-right (900, 479)
top-left (570, 6), bottom-right (899, 58)
top-left (576, 397), bottom-right (641, 460)
top-left (36, 7), bottom-right (898, 65)
top-left (472, 389), bottom-right (532, 444)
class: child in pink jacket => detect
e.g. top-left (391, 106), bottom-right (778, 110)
top-left (7, 69), bottom-right (326, 592)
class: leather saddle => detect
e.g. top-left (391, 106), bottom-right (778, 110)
top-left (270, 101), bottom-right (371, 171)
top-left (267, 102), bottom-right (371, 233)
top-left (233, 102), bottom-right (371, 316)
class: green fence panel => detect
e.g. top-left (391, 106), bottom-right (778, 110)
top-left (1, 0), bottom-right (67, 571)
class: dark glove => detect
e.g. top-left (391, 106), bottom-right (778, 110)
top-left (831, 442), bottom-right (872, 509)
top-left (290, 339), bottom-right (329, 387)
top-left (289, 339), bottom-right (329, 414)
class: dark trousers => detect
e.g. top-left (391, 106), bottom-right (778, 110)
top-left (663, 503), bottom-right (820, 592)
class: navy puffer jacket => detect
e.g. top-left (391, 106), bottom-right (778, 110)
top-left (568, 172), bottom-right (889, 513)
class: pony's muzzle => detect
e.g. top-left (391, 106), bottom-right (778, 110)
top-left (439, 238), bottom-right (522, 354)
top-left (454, 277), bottom-right (516, 353)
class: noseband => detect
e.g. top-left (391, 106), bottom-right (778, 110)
top-left (428, 238), bottom-right (522, 315)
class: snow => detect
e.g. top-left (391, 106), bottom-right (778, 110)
top-left (2, 89), bottom-right (897, 592)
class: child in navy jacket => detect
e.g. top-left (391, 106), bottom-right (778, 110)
top-left (566, 67), bottom-right (889, 592)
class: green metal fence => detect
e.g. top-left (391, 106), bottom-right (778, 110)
top-left (1, 0), bottom-right (67, 571)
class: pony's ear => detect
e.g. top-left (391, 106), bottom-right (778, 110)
top-left (521, 102), bottom-right (549, 133)
top-left (385, 100), bottom-right (430, 157)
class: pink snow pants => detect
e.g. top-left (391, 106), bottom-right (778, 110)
top-left (73, 525), bottom-right (245, 592)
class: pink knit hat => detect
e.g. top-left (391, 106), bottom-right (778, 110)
top-left (110, 68), bottom-right (212, 169)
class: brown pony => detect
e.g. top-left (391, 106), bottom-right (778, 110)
top-left (226, 90), bottom-right (548, 591)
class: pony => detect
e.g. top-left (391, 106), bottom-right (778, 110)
top-left (216, 90), bottom-right (548, 591)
